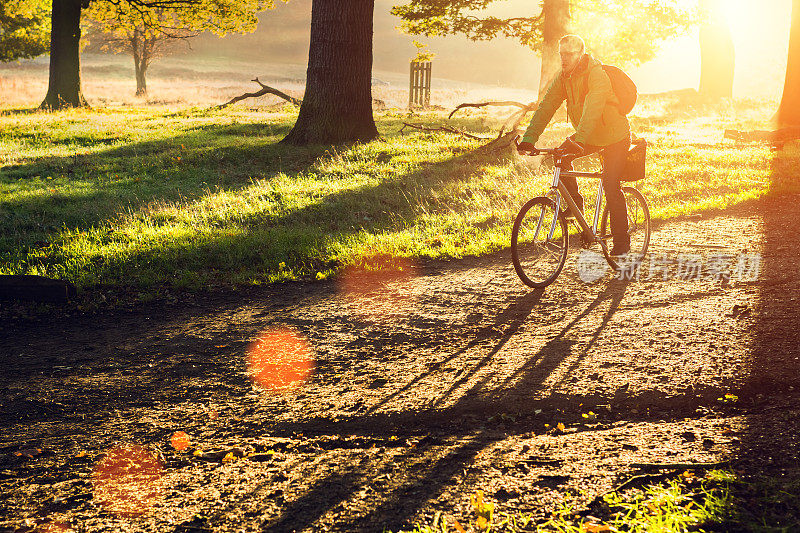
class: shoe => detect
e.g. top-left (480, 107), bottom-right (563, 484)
top-left (610, 239), bottom-right (631, 257)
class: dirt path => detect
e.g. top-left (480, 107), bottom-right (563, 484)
top-left (2, 195), bottom-right (800, 532)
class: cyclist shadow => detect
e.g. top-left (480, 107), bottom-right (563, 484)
top-left (364, 288), bottom-right (546, 415)
top-left (495, 277), bottom-right (631, 406)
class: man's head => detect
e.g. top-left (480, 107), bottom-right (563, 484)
top-left (559, 34), bottom-right (586, 75)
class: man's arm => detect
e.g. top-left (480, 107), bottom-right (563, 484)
top-left (573, 66), bottom-right (613, 144)
top-left (521, 75), bottom-right (566, 146)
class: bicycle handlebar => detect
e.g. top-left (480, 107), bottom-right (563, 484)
top-left (513, 136), bottom-right (578, 158)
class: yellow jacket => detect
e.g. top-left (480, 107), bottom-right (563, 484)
top-left (522, 54), bottom-right (630, 147)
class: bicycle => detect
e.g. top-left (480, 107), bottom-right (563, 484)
top-left (511, 139), bottom-right (651, 288)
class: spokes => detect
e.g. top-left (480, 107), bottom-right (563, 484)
top-left (512, 198), bottom-right (569, 288)
top-left (533, 240), bottom-right (562, 262)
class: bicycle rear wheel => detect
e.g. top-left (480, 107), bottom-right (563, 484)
top-left (512, 197), bottom-right (569, 288)
top-left (600, 186), bottom-right (651, 269)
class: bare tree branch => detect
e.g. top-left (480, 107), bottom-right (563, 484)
top-left (448, 100), bottom-right (534, 120)
top-left (447, 100), bottom-right (538, 140)
top-left (217, 78), bottom-right (302, 108)
top-left (400, 122), bottom-right (490, 140)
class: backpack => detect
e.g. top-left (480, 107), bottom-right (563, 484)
top-left (581, 64), bottom-right (638, 115)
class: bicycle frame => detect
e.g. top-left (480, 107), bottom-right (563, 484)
top-left (543, 164), bottom-right (605, 245)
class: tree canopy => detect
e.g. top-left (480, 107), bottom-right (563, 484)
top-left (85, 0), bottom-right (275, 40)
top-left (392, 0), bottom-right (694, 67)
top-left (84, 0), bottom-right (277, 95)
top-left (0, 0), bottom-right (50, 62)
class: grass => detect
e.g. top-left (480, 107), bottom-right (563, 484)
top-left (0, 94), bottom-right (797, 303)
top-left (395, 469), bottom-right (800, 532)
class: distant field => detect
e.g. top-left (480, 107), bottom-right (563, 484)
top-left (0, 71), bottom-right (795, 303)
top-left (0, 54), bottom-right (538, 109)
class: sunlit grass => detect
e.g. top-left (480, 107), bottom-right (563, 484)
top-left (0, 96), bottom-right (795, 301)
top-left (395, 469), bottom-right (800, 532)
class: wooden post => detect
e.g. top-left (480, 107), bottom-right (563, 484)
top-left (425, 62), bottom-right (431, 107)
top-left (409, 62), bottom-right (415, 109)
top-left (409, 61), bottom-right (432, 110)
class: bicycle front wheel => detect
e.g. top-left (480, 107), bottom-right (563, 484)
top-left (512, 197), bottom-right (569, 288)
top-left (600, 186), bottom-right (651, 268)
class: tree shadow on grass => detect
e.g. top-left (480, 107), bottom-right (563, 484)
top-left (0, 115), bottom-right (505, 287)
top-left (2, 130), bottom-right (507, 291)
top-left (0, 122), bottom-right (317, 232)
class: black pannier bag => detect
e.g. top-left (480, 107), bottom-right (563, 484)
top-left (621, 138), bottom-right (646, 182)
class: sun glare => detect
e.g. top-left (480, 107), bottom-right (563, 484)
top-left (720, 0), bottom-right (754, 37)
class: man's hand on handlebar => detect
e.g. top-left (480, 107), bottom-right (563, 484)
top-left (558, 136), bottom-right (585, 155)
top-left (516, 140), bottom-right (538, 155)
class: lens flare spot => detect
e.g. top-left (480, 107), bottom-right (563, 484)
top-left (247, 328), bottom-right (314, 392)
top-left (170, 431), bottom-right (191, 451)
top-left (92, 444), bottom-right (162, 518)
top-left (340, 254), bottom-right (418, 320)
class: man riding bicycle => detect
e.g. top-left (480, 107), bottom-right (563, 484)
top-left (517, 34), bottom-right (631, 257)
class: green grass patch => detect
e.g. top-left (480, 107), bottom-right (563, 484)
top-left (0, 99), bottom-right (796, 301)
top-left (395, 468), bottom-right (800, 532)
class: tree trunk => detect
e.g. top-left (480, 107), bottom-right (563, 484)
top-left (135, 64), bottom-right (147, 96)
top-left (40, 0), bottom-right (88, 109)
top-left (538, 0), bottom-right (570, 99)
top-left (778, 0), bottom-right (800, 126)
top-left (282, 0), bottom-right (378, 145)
top-left (698, 0), bottom-right (735, 99)
top-left (132, 32), bottom-right (148, 97)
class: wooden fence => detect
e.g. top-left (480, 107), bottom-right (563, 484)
top-left (409, 61), bottom-right (432, 109)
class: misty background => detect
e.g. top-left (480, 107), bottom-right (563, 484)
top-left (0, 0), bottom-right (793, 106)
top-left (185, 0), bottom-right (792, 98)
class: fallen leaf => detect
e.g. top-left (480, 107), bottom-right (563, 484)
top-left (14, 448), bottom-right (42, 459)
top-left (453, 519), bottom-right (466, 533)
top-left (584, 523), bottom-right (612, 532)
top-left (222, 452), bottom-right (237, 463)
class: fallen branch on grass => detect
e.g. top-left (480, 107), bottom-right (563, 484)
top-left (585, 460), bottom-right (733, 510)
top-left (449, 100), bottom-right (537, 140)
top-left (629, 461), bottom-right (731, 470)
top-left (473, 130), bottom-right (523, 153)
top-left (400, 122), bottom-right (490, 140)
top-left (400, 100), bottom-right (538, 151)
top-left (448, 100), bottom-right (533, 120)
top-left (217, 78), bottom-right (302, 109)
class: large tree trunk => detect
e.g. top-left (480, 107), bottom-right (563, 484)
top-left (698, 0), bottom-right (735, 99)
top-left (778, 0), bottom-right (800, 127)
top-left (538, 0), bottom-right (570, 99)
top-left (40, 0), bottom-right (88, 109)
top-left (282, 0), bottom-right (378, 145)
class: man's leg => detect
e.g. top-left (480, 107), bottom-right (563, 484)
top-left (601, 137), bottom-right (631, 253)
top-left (559, 173), bottom-right (584, 215)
